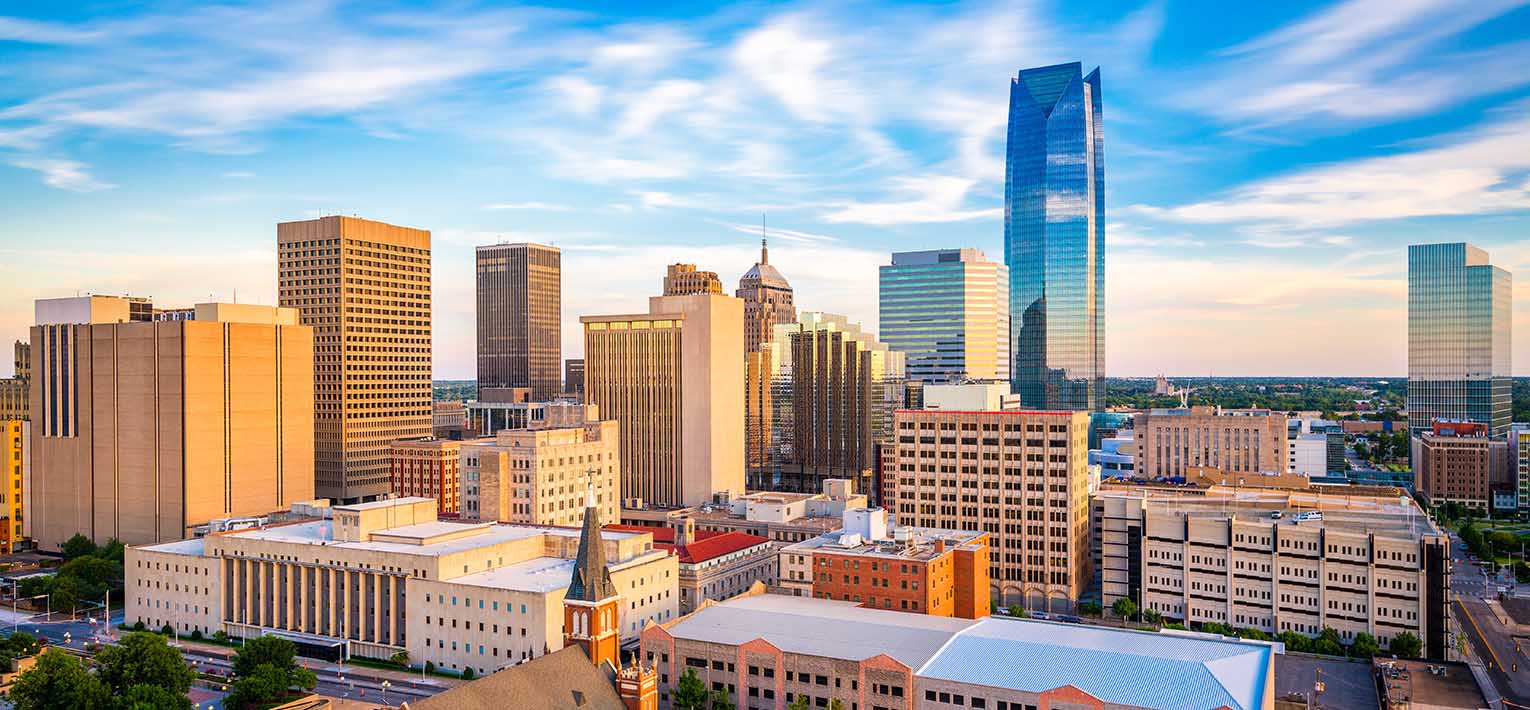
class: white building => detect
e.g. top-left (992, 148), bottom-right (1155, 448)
top-left (1287, 433), bottom-right (1329, 478)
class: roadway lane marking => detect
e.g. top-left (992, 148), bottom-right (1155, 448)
top-left (1460, 599), bottom-right (1508, 671)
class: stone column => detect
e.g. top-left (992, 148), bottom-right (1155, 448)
top-left (286, 565), bottom-right (297, 631)
top-left (229, 558), bottom-right (241, 622)
top-left (327, 567), bottom-right (337, 637)
top-left (373, 575), bottom-right (384, 643)
top-left (294, 566), bottom-right (305, 633)
top-left (387, 575), bottom-right (398, 646)
top-left (340, 570), bottom-right (350, 640)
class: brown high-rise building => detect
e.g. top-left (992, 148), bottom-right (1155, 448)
top-left (1415, 419), bottom-right (1507, 511)
top-left (278, 215), bottom-right (432, 503)
top-left (29, 300), bottom-right (315, 550)
top-left (662, 263), bottom-right (722, 296)
top-left (749, 312), bottom-right (904, 495)
top-left (887, 408), bottom-right (1091, 611)
top-left (736, 237), bottom-right (795, 354)
top-left (476, 243), bottom-right (561, 401)
top-left (1135, 406), bottom-right (1289, 479)
top-left (582, 294), bottom-right (744, 508)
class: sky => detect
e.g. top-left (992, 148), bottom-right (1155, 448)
top-left (1, 0), bottom-right (1528, 380)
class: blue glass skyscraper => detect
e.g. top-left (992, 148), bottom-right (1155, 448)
top-left (1005, 62), bottom-right (1105, 411)
top-left (1408, 242), bottom-right (1512, 437)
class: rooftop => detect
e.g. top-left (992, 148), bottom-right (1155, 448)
top-left (784, 525), bottom-right (986, 561)
top-left (664, 594), bottom-right (970, 669)
top-left (918, 621), bottom-right (1272, 710)
top-left (606, 525), bottom-right (769, 564)
top-left (1100, 484), bottom-right (1440, 539)
top-left (143, 518), bottom-right (648, 559)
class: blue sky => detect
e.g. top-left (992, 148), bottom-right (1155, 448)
top-left (1, 0), bottom-right (1527, 378)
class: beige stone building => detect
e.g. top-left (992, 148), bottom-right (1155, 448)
top-left (125, 497), bottom-right (678, 677)
top-left (885, 409), bottom-right (1091, 611)
top-left (661, 263), bottom-right (723, 296)
top-left (460, 418), bottom-right (620, 526)
top-left (29, 300), bottom-right (314, 550)
top-left (611, 520), bottom-right (774, 614)
top-left (476, 243), bottom-right (561, 401)
top-left (582, 294), bottom-right (744, 508)
top-left (389, 438), bottom-right (462, 514)
top-left (1135, 406), bottom-right (1289, 479)
top-left (621, 479), bottom-right (868, 547)
top-left (0, 341), bottom-right (27, 421)
top-left (1095, 480), bottom-right (1451, 659)
top-left (278, 215), bottom-right (432, 503)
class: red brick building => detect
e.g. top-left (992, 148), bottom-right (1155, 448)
top-left (389, 437), bottom-right (461, 514)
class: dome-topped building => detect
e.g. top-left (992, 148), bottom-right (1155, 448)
top-left (736, 237), bottom-right (795, 354)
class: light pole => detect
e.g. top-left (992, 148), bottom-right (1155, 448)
top-left (382, 679), bottom-right (391, 705)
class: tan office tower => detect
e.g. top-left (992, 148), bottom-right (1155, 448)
top-left (736, 237), bottom-right (795, 355)
top-left (29, 300), bottom-right (315, 550)
top-left (886, 409), bottom-right (1091, 612)
top-left (662, 263), bottom-right (723, 296)
top-left (476, 243), bottom-right (561, 401)
top-left (278, 215), bottom-right (432, 503)
top-left (0, 342), bottom-right (25, 421)
top-left (1135, 406), bottom-right (1289, 479)
top-left (582, 294), bottom-right (744, 507)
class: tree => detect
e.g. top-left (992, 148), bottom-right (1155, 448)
top-left (462, 666), bottom-right (476, 680)
top-left (1350, 633), bottom-right (1379, 658)
top-left (829, 700), bottom-right (846, 710)
top-left (1389, 632), bottom-right (1422, 659)
top-left (1111, 597), bottom-right (1138, 621)
top-left (1076, 601), bottom-right (1102, 617)
top-left (1142, 609), bottom-right (1162, 625)
top-left (1313, 638), bottom-right (1343, 656)
top-left (787, 697), bottom-right (811, 710)
top-left (1278, 630), bottom-right (1311, 653)
top-left (97, 538), bottom-right (127, 565)
top-left (117, 683), bottom-right (192, 710)
top-left (60, 534), bottom-right (97, 561)
top-left (673, 668), bottom-right (710, 710)
top-left (710, 689), bottom-right (736, 710)
top-left (7, 648), bottom-right (110, 710)
top-left (232, 635), bottom-right (298, 678)
top-left (223, 663), bottom-right (291, 710)
top-left (1006, 604), bottom-right (1025, 618)
top-left (96, 632), bottom-right (197, 700)
top-left (390, 650), bottom-right (410, 666)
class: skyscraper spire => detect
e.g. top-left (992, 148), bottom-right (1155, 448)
top-left (761, 214), bottom-right (769, 264)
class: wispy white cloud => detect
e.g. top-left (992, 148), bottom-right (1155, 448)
top-left (480, 201), bottom-right (572, 212)
top-left (822, 175), bottom-right (1000, 225)
top-left (1181, 0), bottom-right (1530, 126)
top-left (7, 156), bottom-right (113, 192)
top-left (1133, 102), bottom-right (1530, 227)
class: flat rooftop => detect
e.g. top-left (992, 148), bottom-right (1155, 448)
top-left (786, 526), bottom-right (986, 561)
top-left (1102, 486), bottom-right (1440, 539)
top-left (664, 594), bottom-right (970, 669)
top-left (450, 548), bottom-right (669, 594)
top-left (920, 621), bottom-right (1271, 710)
top-left (1376, 659), bottom-right (1487, 709)
top-left (142, 519), bottom-right (648, 559)
top-left (666, 595), bottom-right (1272, 710)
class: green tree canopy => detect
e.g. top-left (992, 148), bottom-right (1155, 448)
top-left (673, 668), bottom-right (709, 710)
top-left (223, 663), bottom-right (291, 710)
top-left (711, 689), bottom-right (737, 710)
top-left (7, 648), bottom-right (111, 710)
top-left (787, 696), bottom-right (812, 710)
top-left (60, 534), bottom-right (97, 561)
top-left (116, 683), bottom-right (193, 710)
top-left (1351, 633), bottom-right (1379, 658)
top-left (96, 631), bottom-right (197, 698)
top-left (1389, 632), bottom-right (1422, 659)
top-left (232, 635), bottom-right (299, 678)
top-left (1111, 597), bottom-right (1138, 620)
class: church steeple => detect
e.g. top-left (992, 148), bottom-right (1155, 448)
top-left (564, 473), bottom-right (620, 669)
top-left (568, 478), bottom-right (616, 602)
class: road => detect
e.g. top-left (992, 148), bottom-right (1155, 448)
top-left (2, 605), bottom-right (449, 708)
top-left (1446, 532), bottom-right (1530, 708)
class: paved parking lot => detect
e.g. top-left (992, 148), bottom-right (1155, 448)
top-left (1274, 654), bottom-right (1378, 709)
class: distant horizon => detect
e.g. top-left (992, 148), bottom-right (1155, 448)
top-left (1, 2), bottom-right (1528, 379)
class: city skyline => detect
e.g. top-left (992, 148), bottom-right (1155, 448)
top-left (2, 1), bottom-right (1530, 378)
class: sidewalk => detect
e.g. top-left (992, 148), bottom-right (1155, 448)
top-left (175, 638), bottom-right (462, 691)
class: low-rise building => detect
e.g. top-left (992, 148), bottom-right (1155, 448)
top-left (432, 401), bottom-right (467, 439)
top-left (1415, 419), bottom-right (1509, 511)
top-left (1287, 433), bottom-right (1328, 478)
top-left (389, 438), bottom-right (462, 515)
top-left (460, 418), bottom-right (620, 527)
top-left (125, 496), bottom-right (678, 678)
top-left (1136, 406), bottom-right (1289, 479)
top-left (641, 592), bottom-right (1275, 710)
top-left (622, 479), bottom-right (868, 547)
top-left (1089, 433), bottom-right (1135, 476)
top-left (1, 420), bottom-right (25, 553)
top-left (609, 520), bottom-right (774, 614)
top-left (1095, 480), bottom-right (1450, 660)
top-left (779, 507), bottom-right (989, 619)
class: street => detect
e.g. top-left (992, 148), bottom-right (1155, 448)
top-left (1446, 532), bottom-right (1530, 708)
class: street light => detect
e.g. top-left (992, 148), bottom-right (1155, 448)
top-left (382, 679), bottom-right (391, 705)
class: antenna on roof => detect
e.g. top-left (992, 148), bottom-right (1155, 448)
top-left (760, 213), bottom-right (768, 264)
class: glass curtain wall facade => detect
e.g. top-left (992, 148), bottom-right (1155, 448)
top-left (879, 249), bottom-right (1009, 383)
top-left (1408, 243), bottom-right (1512, 437)
top-left (1004, 62), bottom-right (1104, 411)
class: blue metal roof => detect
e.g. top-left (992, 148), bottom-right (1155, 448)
top-left (917, 619), bottom-right (1271, 710)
